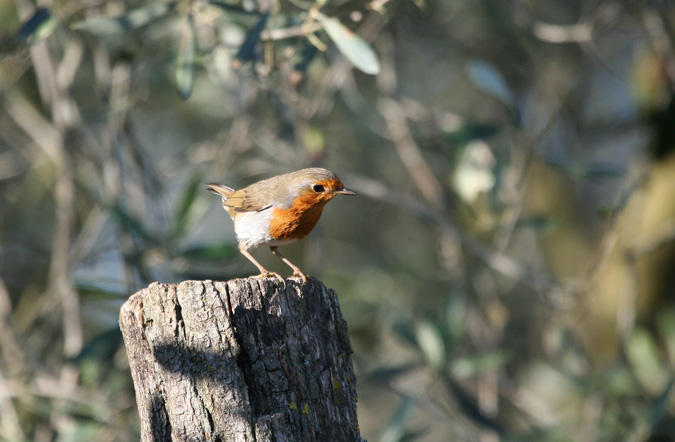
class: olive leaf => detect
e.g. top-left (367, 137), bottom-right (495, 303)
top-left (317, 14), bottom-right (380, 75)
top-left (467, 59), bottom-right (515, 106)
top-left (176, 17), bottom-right (196, 101)
top-left (235, 12), bottom-right (269, 62)
top-left (72, 2), bottom-right (176, 35)
top-left (14, 8), bottom-right (57, 44)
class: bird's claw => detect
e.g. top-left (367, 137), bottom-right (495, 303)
top-left (290, 272), bottom-right (309, 285)
top-left (256, 272), bottom-right (286, 289)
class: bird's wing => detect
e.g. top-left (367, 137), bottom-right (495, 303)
top-left (227, 189), bottom-right (273, 213)
top-left (206, 183), bottom-right (235, 197)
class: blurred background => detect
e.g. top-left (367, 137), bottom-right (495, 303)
top-left (2, 0), bottom-right (675, 440)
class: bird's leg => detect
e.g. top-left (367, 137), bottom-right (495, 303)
top-left (269, 246), bottom-right (308, 284)
top-left (239, 246), bottom-right (285, 287)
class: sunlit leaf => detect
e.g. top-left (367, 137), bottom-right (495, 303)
top-left (72, 2), bottom-right (175, 35)
top-left (317, 14), bottom-right (380, 75)
top-left (176, 17), bottom-right (196, 101)
top-left (380, 396), bottom-right (416, 442)
top-left (14, 8), bottom-right (56, 44)
top-left (235, 12), bottom-right (269, 62)
top-left (415, 320), bottom-right (446, 372)
top-left (626, 328), bottom-right (667, 393)
top-left (467, 59), bottom-right (515, 106)
top-left (452, 140), bottom-right (496, 202)
top-left (451, 351), bottom-right (510, 378)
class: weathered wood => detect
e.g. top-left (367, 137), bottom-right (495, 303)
top-left (119, 278), bottom-right (362, 442)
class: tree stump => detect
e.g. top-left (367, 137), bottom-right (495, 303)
top-left (119, 278), bottom-right (362, 442)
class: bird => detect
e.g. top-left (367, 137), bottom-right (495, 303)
top-left (206, 168), bottom-right (355, 284)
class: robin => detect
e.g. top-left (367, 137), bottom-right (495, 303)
top-left (207, 168), bottom-right (355, 284)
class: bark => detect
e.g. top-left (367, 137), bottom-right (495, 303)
top-left (119, 278), bottom-right (362, 442)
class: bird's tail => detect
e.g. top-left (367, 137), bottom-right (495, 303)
top-left (206, 183), bottom-right (235, 201)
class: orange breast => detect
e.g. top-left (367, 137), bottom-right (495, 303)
top-left (268, 195), bottom-right (328, 241)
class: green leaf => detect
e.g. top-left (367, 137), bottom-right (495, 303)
top-left (514, 216), bottom-right (558, 234)
top-left (656, 306), bottom-right (675, 361)
top-left (72, 328), bottom-right (123, 364)
top-left (650, 377), bottom-right (674, 428)
top-left (451, 351), bottom-right (510, 378)
top-left (57, 422), bottom-right (103, 440)
top-left (440, 124), bottom-right (500, 145)
top-left (398, 429), bottom-right (427, 442)
top-left (467, 59), bottom-right (515, 106)
top-left (72, 2), bottom-right (175, 35)
top-left (176, 17), bottom-right (196, 101)
top-left (235, 12), bottom-right (269, 62)
top-left (14, 8), bottom-right (57, 44)
top-left (75, 283), bottom-right (128, 300)
top-left (545, 158), bottom-right (624, 180)
top-left (295, 41), bottom-right (319, 73)
top-left (415, 319), bottom-right (446, 372)
top-left (366, 364), bottom-right (419, 384)
top-left (317, 14), bottom-right (380, 75)
top-left (444, 292), bottom-right (465, 347)
top-left (392, 321), bottom-right (418, 349)
top-left (604, 366), bottom-right (639, 396)
top-left (173, 175), bottom-right (205, 237)
top-left (626, 328), bottom-right (667, 393)
top-left (379, 396), bottom-right (416, 442)
top-left (110, 205), bottom-right (155, 243)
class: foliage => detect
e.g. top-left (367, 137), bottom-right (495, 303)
top-left (1, 0), bottom-right (675, 440)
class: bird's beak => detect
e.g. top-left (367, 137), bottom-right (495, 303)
top-left (334, 187), bottom-right (356, 196)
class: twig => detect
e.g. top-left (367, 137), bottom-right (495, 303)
top-left (0, 373), bottom-right (24, 441)
top-left (345, 173), bottom-right (559, 294)
top-left (379, 98), bottom-right (445, 210)
top-left (260, 22), bottom-right (322, 41)
top-left (530, 21), bottom-right (593, 43)
top-left (0, 279), bottom-right (25, 441)
top-left (641, 6), bottom-right (675, 90)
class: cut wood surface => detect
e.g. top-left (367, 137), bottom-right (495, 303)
top-left (119, 278), bottom-right (362, 442)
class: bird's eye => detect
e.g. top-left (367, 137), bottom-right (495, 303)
top-left (312, 184), bottom-right (325, 192)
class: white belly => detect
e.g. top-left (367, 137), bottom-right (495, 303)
top-left (234, 210), bottom-right (273, 249)
top-left (233, 209), bottom-right (299, 249)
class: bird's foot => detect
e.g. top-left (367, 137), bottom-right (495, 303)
top-left (289, 271), bottom-right (309, 285)
top-left (256, 272), bottom-right (286, 288)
